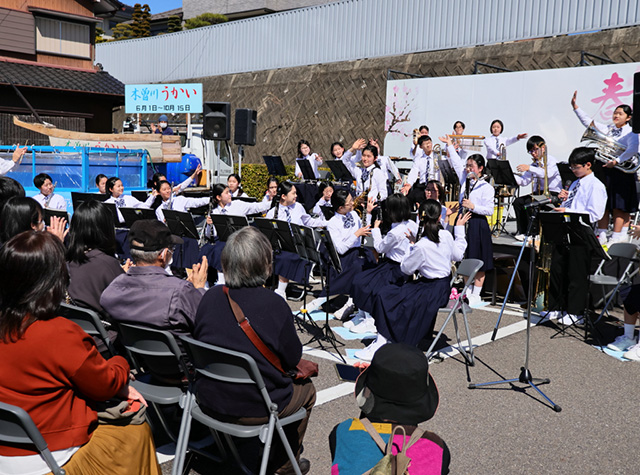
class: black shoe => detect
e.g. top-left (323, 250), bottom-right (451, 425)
top-left (275, 458), bottom-right (310, 475)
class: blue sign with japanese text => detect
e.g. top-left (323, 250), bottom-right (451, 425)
top-left (125, 83), bottom-right (203, 113)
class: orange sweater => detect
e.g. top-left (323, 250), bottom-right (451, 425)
top-left (0, 317), bottom-right (130, 456)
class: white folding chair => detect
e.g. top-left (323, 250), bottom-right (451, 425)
top-left (173, 336), bottom-right (307, 475)
top-left (426, 259), bottom-right (484, 365)
top-left (0, 401), bottom-right (66, 475)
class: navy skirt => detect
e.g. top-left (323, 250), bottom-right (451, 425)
top-left (274, 250), bottom-right (311, 283)
top-left (605, 168), bottom-right (638, 213)
top-left (351, 259), bottom-right (407, 314)
top-left (199, 241), bottom-right (226, 272)
top-left (320, 247), bottom-right (376, 297)
top-left (372, 276), bottom-right (451, 347)
top-left (466, 214), bottom-right (493, 272)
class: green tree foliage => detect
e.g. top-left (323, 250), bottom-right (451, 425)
top-left (184, 13), bottom-right (228, 30)
top-left (233, 164), bottom-right (296, 199)
top-left (111, 23), bottom-right (134, 41)
top-left (167, 15), bottom-right (182, 33)
top-left (95, 26), bottom-right (106, 43)
top-left (131, 3), bottom-right (151, 38)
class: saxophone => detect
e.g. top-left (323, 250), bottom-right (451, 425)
top-left (353, 186), bottom-right (370, 219)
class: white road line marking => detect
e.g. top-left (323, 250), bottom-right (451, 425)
top-left (316, 382), bottom-right (355, 406)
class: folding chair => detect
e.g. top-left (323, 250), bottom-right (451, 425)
top-left (173, 336), bottom-right (307, 475)
top-left (58, 302), bottom-right (117, 357)
top-left (117, 324), bottom-right (223, 472)
top-left (588, 242), bottom-right (638, 324)
top-left (425, 259), bottom-right (484, 365)
top-left (0, 401), bottom-right (66, 475)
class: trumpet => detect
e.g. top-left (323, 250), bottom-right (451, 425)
top-left (412, 128), bottom-right (421, 145)
top-left (581, 122), bottom-right (640, 174)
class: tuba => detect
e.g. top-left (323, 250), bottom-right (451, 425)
top-left (581, 122), bottom-right (640, 174)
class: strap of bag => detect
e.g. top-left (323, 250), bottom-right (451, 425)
top-left (403, 426), bottom-right (425, 452)
top-left (223, 286), bottom-right (286, 374)
top-left (387, 426), bottom-right (407, 455)
top-left (360, 418), bottom-right (388, 454)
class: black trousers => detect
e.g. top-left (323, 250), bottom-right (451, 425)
top-left (512, 192), bottom-right (559, 235)
top-left (548, 243), bottom-right (590, 315)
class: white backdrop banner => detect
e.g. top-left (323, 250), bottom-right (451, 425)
top-left (384, 63), bottom-right (640, 173)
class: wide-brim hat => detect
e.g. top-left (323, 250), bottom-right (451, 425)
top-left (355, 343), bottom-right (439, 425)
top-left (129, 219), bottom-right (183, 251)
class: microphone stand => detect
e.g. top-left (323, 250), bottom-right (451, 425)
top-left (470, 207), bottom-right (561, 412)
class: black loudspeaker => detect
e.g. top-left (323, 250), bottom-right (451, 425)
top-left (203, 102), bottom-right (231, 140)
top-left (234, 108), bottom-right (257, 146)
top-left (633, 72), bottom-right (640, 133)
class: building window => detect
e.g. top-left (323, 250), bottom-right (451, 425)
top-left (36, 17), bottom-right (90, 58)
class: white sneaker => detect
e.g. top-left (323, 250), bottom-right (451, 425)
top-left (514, 234), bottom-right (525, 242)
top-left (334, 301), bottom-right (355, 320)
top-left (607, 335), bottom-right (637, 352)
top-left (623, 342), bottom-right (640, 361)
top-left (308, 275), bottom-right (321, 284)
top-left (467, 294), bottom-right (486, 308)
top-left (559, 314), bottom-right (584, 326)
top-left (350, 317), bottom-right (377, 334)
top-left (597, 233), bottom-right (608, 245)
top-left (343, 310), bottom-right (366, 329)
top-left (305, 297), bottom-right (326, 313)
top-left (274, 289), bottom-right (287, 300)
top-left (354, 335), bottom-right (388, 361)
top-left (606, 236), bottom-right (628, 247)
top-left (539, 310), bottom-right (563, 321)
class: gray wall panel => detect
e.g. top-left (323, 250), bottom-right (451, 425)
top-left (96, 0), bottom-right (640, 84)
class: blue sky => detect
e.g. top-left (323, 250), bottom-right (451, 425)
top-left (130, 1), bottom-right (183, 14)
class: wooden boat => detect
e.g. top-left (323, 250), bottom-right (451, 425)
top-left (13, 116), bottom-right (182, 163)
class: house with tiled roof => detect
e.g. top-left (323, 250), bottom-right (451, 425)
top-left (0, 0), bottom-right (126, 145)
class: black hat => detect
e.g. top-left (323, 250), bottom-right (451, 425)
top-left (129, 219), bottom-right (183, 251)
top-left (354, 343), bottom-right (439, 425)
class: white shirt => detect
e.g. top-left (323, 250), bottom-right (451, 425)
top-left (156, 195), bottom-right (210, 221)
top-left (447, 145), bottom-right (495, 216)
top-left (213, 199), bottom-right (271, 217)
top-left (371, 220), bottom-right (418, 262)
top-left (230, 189), bottom-right (249, 198)
top-left (265, 202), bottom-right (326, 228)
top-left (313, 197), bottom-right (332, 215)
top-left (0, 158), bottom-right (17, 176)
top-left (295, 153), bottom-right (322, 179)
top-left (105, 194), bottom-right (153, 223)
top-left (378, 155), bottom-right (401, 181)
top-left (407, 153), bottom-right (440, 185)
top-left (32, 192), bottom-right (67, 211)
top-left (409, 145), bottom-right (425, 161)
top-left (484, 134), bottom-right (519, 159)
top-left (345, 162), bottom-right (388, 201)
top-left (574, 107), bottom-right (638, 163)
top-left (401, 226), bottom-right (467, 279)
top-left (560, 172), bottom-right (607, 224)
top-left (514, 154), bottom-right (562, 193)
top-left (327, 211), bottom-right (362, 255)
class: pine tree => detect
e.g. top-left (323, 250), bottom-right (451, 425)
top-left (184, 13), bottom-right (228, 30)
top-left (111, 23), bottom-right (133, 41)
top-left (167, 15), bottom-right (182, 33)
top-left (140, 4), bottom-right (151, 37)
top-left (131, 3), bottom-right (143, 38)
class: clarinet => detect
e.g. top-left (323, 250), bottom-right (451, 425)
top-left (198, 187), bottom-right (214, 247)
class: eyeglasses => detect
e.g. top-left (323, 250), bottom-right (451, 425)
top-left (166, 246), bottom-right (176, 254)
top-left (568, 165), bottom-right (584, 170)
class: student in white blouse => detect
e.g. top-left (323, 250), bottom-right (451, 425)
top-left (358, 200), bottom-right (470, 361)
top-left (344, 145), bottom-right (388, 202)
top-left (262, 176), bottom-right (279, 203)
top-left (154, 180), bottom-right (210, 221)
top-left (313, 182), bottom-right (334, 215)
top-left (104, 177), bottom-right (154, 223)
top-left (483, 119), bottom-right (527, 159)
top-left (571, 90), bottom-right (638, 245)
top-left (441, 135), bottom-right (496, 307)
top-left (545, 147), bottom-right (607, 326)
top-left (409, 125), bottom-right (429, 161)
top-left (227, 173), bottom-right (249, 198)
top-left (401, 135), bottom-right (440, 196)
top-left (32, 173), bottom-right (67, 211)
top-left (294, 140), bottom-right (323, 179)
top-left (330, 138), bottom-right (367, 166)
top-left (266, 182), bottom-right (326, 298)
top-left (1, 146), bottom-right (26, 177)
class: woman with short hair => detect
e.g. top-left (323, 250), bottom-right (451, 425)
top-left (0, 231), bottom-right (160, 474)
top-left (194, 227), bottom-right (315, 474)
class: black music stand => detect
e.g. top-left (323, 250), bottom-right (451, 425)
top-left (99, 202), bottom-right (120, 227)
top-left (119, 207), bottom-right (157, 229)
top-left (438, 159), bottom-right (459, 195)
top-left (211, 215), bottom-right (250, 242)
top-left (43, 208), bottom-right (69, 227)
top-left (163, 209), bottom-right (200, 240)
top-left (487, 159), bottom-right (519, 236)
top-left (471, 206), bottom-right (561, 412)
top-left (71, 192), bottom-right (108, 211)
top-left (320, 206), bottom-right (335, 221)
top-left (263, 155), bottom-right (287, 176)
top-left (131, 190), bottom-right (149, 202)
top-left (556, 163), bottom-right (576, 187)
top-left (326, 160), bottom-right (355, 183)
top-left (296, 159), bottom-right (317, 181)
top-left (232, 196), bottom-right (257, 203)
